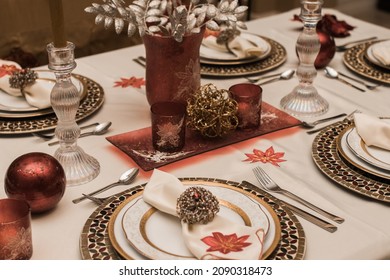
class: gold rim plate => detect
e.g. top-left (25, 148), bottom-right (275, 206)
top-left (108, 179), bottom-right (280, 260)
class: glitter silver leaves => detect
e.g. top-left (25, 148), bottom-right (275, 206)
top-left (85, 0), bottom-right (248, 42)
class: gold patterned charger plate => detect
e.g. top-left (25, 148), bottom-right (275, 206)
top-left (0, 73), bottom-right (104, 135)
top-left (110, 180), bottom-right (277, 260)
top-left (312, 120), bottom-right (390, 203)
top-left (80, 178), bottom-right (306, 260)
top-left (343, 42), bottom-right (390, 85)
top-left (200, 37), bottom-right (287, 77)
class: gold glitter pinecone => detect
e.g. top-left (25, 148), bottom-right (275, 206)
top-left (176, 186), bottom-right (219, 224)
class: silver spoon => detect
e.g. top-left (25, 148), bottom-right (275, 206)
top-left (257, 69), bottom-right (295, 86)
top-left (72, 167), bottom-right (139, 204)
top-left (325, 67), bottom-right (381, 90)
top-left (324, 67), bottom-right (366, 92)
top-left (32, 122), bottom-right (100, 140)
top-left (48, 121), bottom-right (112, 146)
top-left (246, 71), bottom-right (286, 83)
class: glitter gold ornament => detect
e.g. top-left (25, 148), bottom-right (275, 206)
top-left (187, 84), bottom-right (238, 138)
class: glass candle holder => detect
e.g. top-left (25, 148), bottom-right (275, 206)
top-left (47, 42), bottom-right (100, 186)
top-left (151, 101), bottom-right (186, 153)
top-left (0, 198), bottom-right (32, 260)
top-left (280, 0), bottom-right (329, 117)
top-left (229, 83), bottom-right (262, 129)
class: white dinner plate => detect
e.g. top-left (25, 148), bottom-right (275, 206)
top-left (0, 71), bottom-right (84, 118)
top-left (108, 180), bottom-right (280, 260)
top-left (200, 33), bottom-right (271, 65)
top-left (337, 126), bottom-right (390, 180)
top-left (346, 127), bottom-right (390, 171)
top-left (365, 40), bottom-right (390, 71)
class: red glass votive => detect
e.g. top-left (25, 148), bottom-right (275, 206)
top-left (229, 83), bottom-right (262, 129)
top-left (0, 198), bottom-right (33, 260)
top-left (151, 101), bottom-right (186, 153)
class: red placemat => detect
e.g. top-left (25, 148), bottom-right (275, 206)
top-left (106, 102), bottom-right (301, 171)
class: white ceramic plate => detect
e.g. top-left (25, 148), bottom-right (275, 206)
top-left (108, 181), bottom-right (280, 260)
top-left (346, 127), bottom-right (390, 171)
top-left (337, 127), bottom-right (390, 180)
top-left (0, 71), bottom-right (84, 117)
top-left (365, 40), bottom-right (390, 71)
top-left (200, 33), bottom-right (271, 64)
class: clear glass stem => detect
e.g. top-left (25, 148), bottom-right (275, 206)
top-left (280, 0), bottom-right (328, 117)
top-left (47, 42), bottom-right (100, 186)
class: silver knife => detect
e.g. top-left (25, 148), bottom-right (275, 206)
top-left (242, 181), bottom-right (337, 233)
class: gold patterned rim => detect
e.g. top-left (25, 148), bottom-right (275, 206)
top-left (113, 181), bottom-right (274, 260)
top-left (343, 42), bottom-right (390, 85)
top-left (0, 73), bottom-right (105, 134)
top-left (200, 36), bottom-right (287, 77)
top-left (80, 178), bottom-right (306, 260)
top-left (312, 120), bottom-right (390, 203)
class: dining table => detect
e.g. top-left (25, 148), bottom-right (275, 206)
top-left (0, 7), bottom-right (390, 260)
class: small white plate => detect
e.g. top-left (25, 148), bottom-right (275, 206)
top-left (346, 127), bottom-right (390, 171)
top-left (337, 127), bottom-right (390, 180)
top-left (365, 40), bottom-right (390, 71)
top-left (200, 33), bottom-right (271, 64)
top-left (0, 71), bottom-right (84, 117)
top-left (108, 180), bottom-right (280, 260)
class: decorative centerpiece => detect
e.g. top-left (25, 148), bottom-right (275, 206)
top-left (85, 0), bottom-right (248, 105)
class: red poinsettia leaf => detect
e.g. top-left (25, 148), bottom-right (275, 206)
top-left (201, 232), bottom-right (252, 255)
top-left (114, 76), bottom-right (145, 88)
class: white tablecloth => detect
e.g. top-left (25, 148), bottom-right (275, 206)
top-left (1, 8), bottom-right (389, 260)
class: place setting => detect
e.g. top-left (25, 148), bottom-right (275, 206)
top-left (0, 61), bottom-right (105, 135)
top-left (199, 29), bottom-right (287, 78)
top-left (343, 39), bottom-right (390, 85)
top-left (79, 169), bottom-right (306, 260)
top-left (312, 112), bottom-right (390, 203)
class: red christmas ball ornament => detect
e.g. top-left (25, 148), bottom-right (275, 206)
top-left (4, 152), bottom-right (66, 213)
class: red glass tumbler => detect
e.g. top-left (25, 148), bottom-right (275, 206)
top-left (229, 83), bottom-right (262, 129)
top-left (0, 198), bottom-right (33, 259)
top-left (151, 101), bottom-right (186, 153)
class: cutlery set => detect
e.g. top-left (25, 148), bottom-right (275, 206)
top-left (249, 166), bottom-right (344, 232)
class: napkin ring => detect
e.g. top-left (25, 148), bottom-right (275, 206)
top-left (9, 68), bottom-right (37, 94)
top-left (176, 186), bottom-right (219, 225)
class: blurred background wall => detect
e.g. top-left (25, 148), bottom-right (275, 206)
top-left (0, 0), bottom-right (388, 67)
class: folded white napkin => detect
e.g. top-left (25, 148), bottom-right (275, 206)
top-left (202, 35), bottom-right (267, 59)
top-left (0, 59), bottom-right (51, 109)
top-left (371, 40), bottom-right (390, 66)
top-left (354, 113), bottom-right (390, 150)
top-left (143, 169), bottom-right (265, 260)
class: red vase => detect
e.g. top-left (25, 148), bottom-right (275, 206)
top-left (315, 23), bottom-right (336, 69)
top-left (143, 30), bottom-right (204, 106)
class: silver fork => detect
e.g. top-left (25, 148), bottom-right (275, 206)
top-left (300, 113), bottom-right (347, 128)
top-left (306, 109), bottom-right (360, 134)
top-left (253, 166), bottom-right (345, 224)
top-left (81, 193), bottom-right (108, 205)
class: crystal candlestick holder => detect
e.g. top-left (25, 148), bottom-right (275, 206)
top-left (47, 42), bottom-right (100, 186)
top-left (280, 0), bottom-right (329, 117)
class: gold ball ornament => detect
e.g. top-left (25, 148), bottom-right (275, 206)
top-left (187, 84), bottom-right (238, 138)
